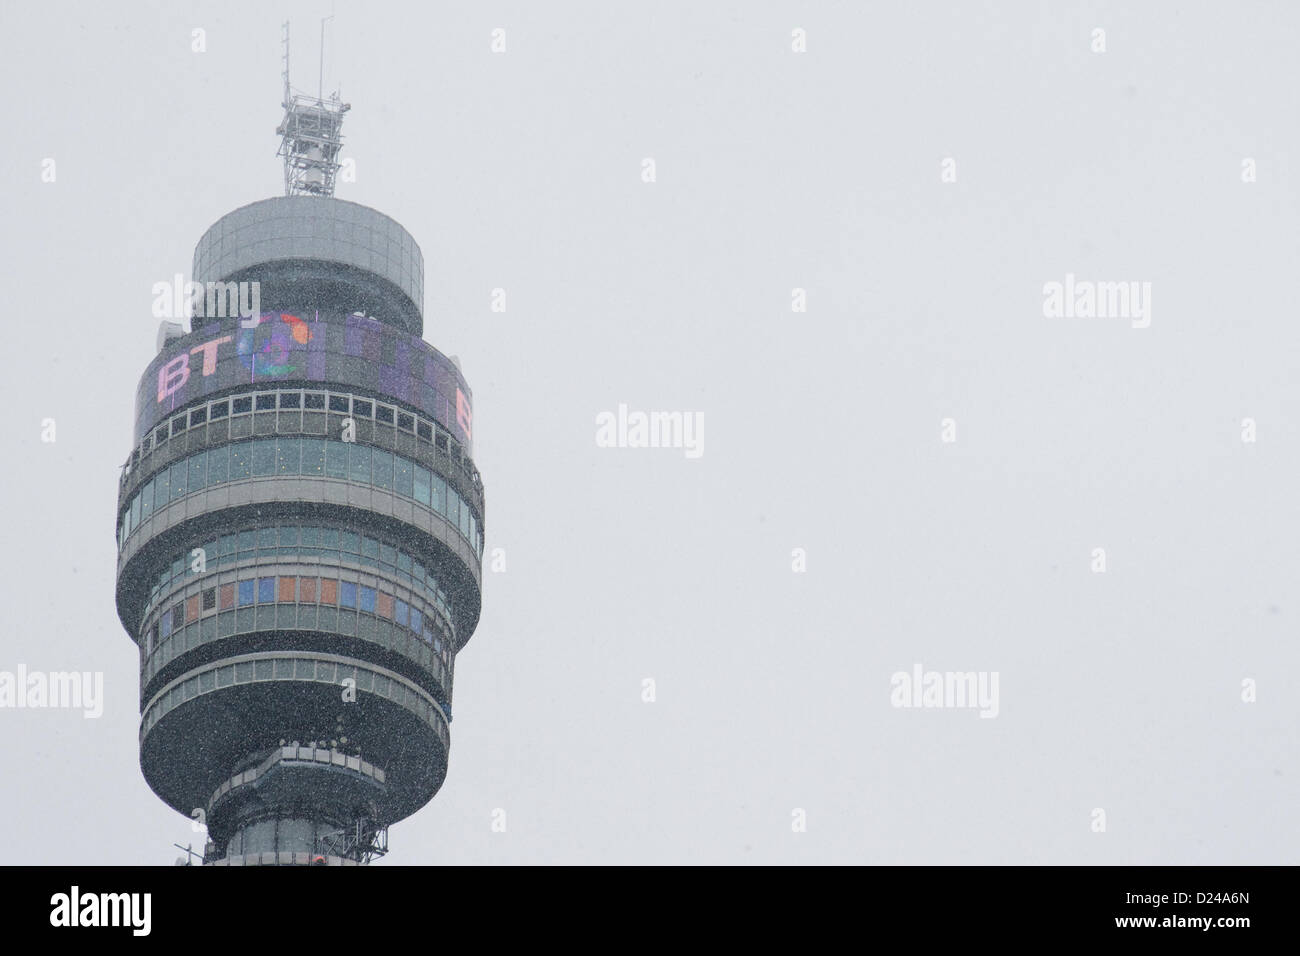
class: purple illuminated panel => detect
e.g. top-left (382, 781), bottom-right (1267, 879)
top-left (136, 311), bottom-right (472, 451)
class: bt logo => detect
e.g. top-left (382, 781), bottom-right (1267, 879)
top-left (157, 313), bottom-right (313, 401)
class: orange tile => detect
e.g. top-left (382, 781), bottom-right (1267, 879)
top-left (319, 579), bottom-right (338, 605)
top-left (278, 576), bottom-right (297, 602)
top-left (299, 578), bottom-right (317, 603)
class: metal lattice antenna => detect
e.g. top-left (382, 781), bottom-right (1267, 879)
top-left (281, 20), bottom-right (290, 108)
top-left (276, 18), bottom-right (349, 197)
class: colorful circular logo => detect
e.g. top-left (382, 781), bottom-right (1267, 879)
top-left (237, 313), bottom-right (313, 376)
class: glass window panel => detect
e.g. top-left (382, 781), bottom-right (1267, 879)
top-left (300, 526), bottom-right (319, 555)
top-left (394, 599), bottom-right (408, 627)
top-left (359, 587), bottom-right (376, 613)
top-left (379, 542), bottom-right (396, 567)
top-left (348, 444), bottom-right (371, 484)
top-left (188, 452), bottom-right (206, 493)
top-left (251, 439), bottom-right (276, 476)
top-left (413, 466), bottom-right (431, 507)
top-left (232, 396), bottom-right (252, 414)
top-left (460, 502), bottom-right (470, 538)
top-left (431, 475), bottom-right (446, 515)
top-left (394, 456), bottom-right (413, 498)
top-left (325, 440), bottom-right (348, 478)
top-left (238, 529), bottom-right (256, 553)
top-left (141, 480), bottom-right (154, 519)
top-left (409, 608), bottom-right (421, 635)
top-left (230, 442), bottom-right (251, 479)
top-left (340, 530), bottom-right (359, 554)
top-left (279, 525), bottom-right (299, 549)
top-left (301, 438), bottom-right (325, 477)
top-left (154, 469), bottom-right (169, 510)
top-left (339, 581), bottom-right (357, 608)
top-left (170, 461), bottom-right (188, 500)
top-left (219, 534), bottom-right (236, 557)
top-left (372, 450), bottom-right (393, 490)
top-left (131, 492), bottom-right (141, 529)
top-left (446, 490), bottom-right (458, 529)
top-left (320, 527), bottom-right (339, 551)
top-left (257, 527), bottom-right (277, 551)
top-left (210, 400), bottom-right (228, 419)
top-left (361, 536), bottom-right (379, 560)
top-left (207, 445), bottom-right (228, 484)
top-left (276, 437), bottom-right (300, 474)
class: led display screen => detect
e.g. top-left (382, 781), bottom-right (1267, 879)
top-left (136, 311), bottom-right (472, 450)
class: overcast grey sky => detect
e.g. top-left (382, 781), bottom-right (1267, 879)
top-left (1, 0), bottom-right (1296, 865)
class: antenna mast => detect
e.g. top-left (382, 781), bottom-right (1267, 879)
top-left (275, 18), bottom-right (349, 197)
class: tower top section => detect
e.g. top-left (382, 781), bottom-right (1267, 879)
top-left (276, 20), bottom-right (350, 198)
top-left (192, 195), bottom-right (425, 335)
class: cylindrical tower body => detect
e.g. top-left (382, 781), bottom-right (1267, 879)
top-left (114, 197), bottom-right (485, 865)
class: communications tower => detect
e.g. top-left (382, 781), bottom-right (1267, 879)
top-left (114, 28), bottom-right (486, 865)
